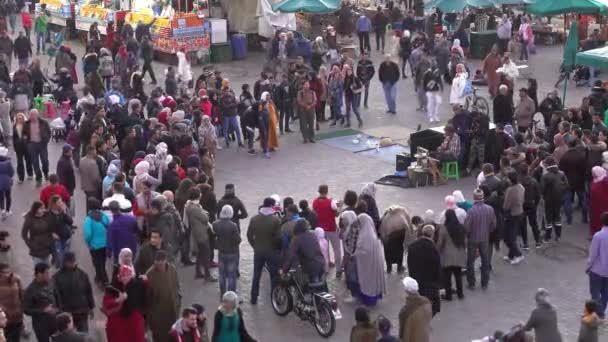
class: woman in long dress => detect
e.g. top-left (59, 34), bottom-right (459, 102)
top-left (261, 91), bottom-right (279, 151)
top-left (482, 44), bottom-right (502, 97)
top-left (353, 213), bottom-right (387, 306)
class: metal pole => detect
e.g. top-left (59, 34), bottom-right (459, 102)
top-left (562, 72), bottom-right (568, 108)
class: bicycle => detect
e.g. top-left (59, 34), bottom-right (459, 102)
top-left (465, 87), bottom-right (490, 116)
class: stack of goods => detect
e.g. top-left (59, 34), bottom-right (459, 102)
top-left (127, 11), bottom-right (210, 53)
top-left (75, 0), bottom-right (127, 32)
top-left (36, 0), bottom-right (75, 26)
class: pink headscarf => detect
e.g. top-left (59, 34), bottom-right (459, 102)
top-left (592, 166), bottom-right (607, 183)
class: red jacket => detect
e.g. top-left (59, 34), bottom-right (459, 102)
top-left (39, 184), bottom-right (71, 207)
top-left (312, 197), bottom-right (337, 232)
top-left (200, 100), bottom-right (212, 116)
top-left (21, 13), bottom-right (32, 28)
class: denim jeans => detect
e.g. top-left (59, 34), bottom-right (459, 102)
top-left (590, 272), bottom-right (608, 318)
top-left (362, 81), bottom-right (370, 107)
top-left (466, 240), bottom-right (490, 287)
top-left (382, 82), bottom-right (397, 112)
top-left (520, 40), bottom-right (529, 61)
top-left (345, 94), bottom-right (362, 125)
top-left (504, 215), bottom-right (523, 259)
top-left (27, 142), bottom-right (49, 182)
top-left (36, 32), bottom-right (46, 53)
top-left (258, 112), bottom-right (269, 153)
top-left (375, 30), bottom-right (385, 51)
top-left (54, 238), bottom-right (71, 268)
top-left (218, 252), bottom-right (239, 296)
top-left (564, 190), bottom-right (588, 224)
top-left (222, 116), bottom-right (242, 146)
top-left (250, 251), bottom-right (279, 302)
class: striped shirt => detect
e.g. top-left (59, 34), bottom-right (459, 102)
top-left (464, 202), bottom-right (496, 243)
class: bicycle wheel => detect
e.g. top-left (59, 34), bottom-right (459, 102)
top-left (473, 96), bottom-right (490, 116)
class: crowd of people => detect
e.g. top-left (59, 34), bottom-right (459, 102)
top-left (0, 0), bottom-right (601, 341)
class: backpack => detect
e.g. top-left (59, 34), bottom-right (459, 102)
top-left (99, 56), bottom-right (114, 77)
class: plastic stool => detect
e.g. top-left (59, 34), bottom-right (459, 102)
top-left (442, 161), bottom-right (459, 181)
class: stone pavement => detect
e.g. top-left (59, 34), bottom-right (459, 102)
top-left (0, 18), bottom-right (602, 341)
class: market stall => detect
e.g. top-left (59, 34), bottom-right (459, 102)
top-left (575, 44), bottom-right (608, 69)
top-left (36, 0), bottom-right (75, 27)
top-left (74, 0), bottom-right (128, 34)
top-left (124, 10), bottom-right (211, 55)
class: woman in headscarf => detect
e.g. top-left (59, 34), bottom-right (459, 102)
top-left (102, 160), bottom-right (122, 198)
top-left (452, 190), bottom-right (473, 211)
top-left (212, 291), bottom-right (256, 342)
top-left (103, 264), bottom-right (147, 342)
top-left (261, 91), bottom-right (279, 151)
top-left (451, 39), bottom-right (465, 60)
top-left (523, 288), bottom-right (563, 342)
top-left (198, 115), bottom-right (218, 160)
top-left (353, 213), bottom-right (386, 306)
top-left (436, 209), bottom-right (466, 301)
top-left (439, 195), bottom-right (467, 225)
top-left (379, 205), bottom-right (413, 274)
top-left (311, 36), bottom-right (326, 72)
top-left (341, 210), bottom-right (360, 303)
top-left (589, 166), bottom-right (608, 237)
top-left (359, 183), bottom-right (380, 231)
top-left (132, 160), bottom-right (161, 194)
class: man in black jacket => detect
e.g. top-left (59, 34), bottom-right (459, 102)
top-left (13, 31), bottom-right (31, 68)
top-left (356, 52), bottom-right (375, 108)
top-left (406, 225), bottom-right (441, 316)
top-left (518, 164), bottom-right (542, 249)
top-left (274, 74), bottom-right (293, 134)
top-left (378, 54), bottom-right (400, 114)
top-left (24, 263), bottom-right (57, 341)
top-left (372, 6), bottom-right (388, 53)
top-left (541, 157), bottom-right (569, 242)
top-left (52, 252), bottom-right (94, 332)
top-left (140, 35), bottom-right (157, 84)
top-left (466, 110), bottom-right (490, 175)
top-left (217, 184), bottom-right (248, 231)
top-left (22, 109), bottom-right (51, 186)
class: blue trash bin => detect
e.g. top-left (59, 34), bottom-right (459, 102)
top-left (231, 34), bottom-right (247, 60)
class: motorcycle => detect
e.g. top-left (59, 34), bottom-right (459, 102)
top-left (271, 269), bottom-right (341, 338)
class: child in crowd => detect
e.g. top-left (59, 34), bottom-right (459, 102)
top-left (314, 227), bottom-right (329, 273)
top-left (578, 300), bottom-right (600, 342)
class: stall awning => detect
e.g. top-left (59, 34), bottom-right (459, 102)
top-left (527, 0), bottom-right (608, 16)
top-left (491, 0), bottom-right (533, 5)
top-left (576, 45), bottom-right (608, 69)
top-left (425, 0), bottom-right (495, 12)
top-left (271, 0), bottom-right (340, 13)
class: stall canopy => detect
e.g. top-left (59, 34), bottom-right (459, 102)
top-left (258, 0), bottom-right (297, 38)
top-left (219, 0), bottom-right (296, 35)
top-left (576, 45), bottom-right (608, 69)
top-left (425, 0), bottom-right (494, 12)
top-left (272, 0), bottom-right (340, 13)
top-left (491, 0), bottom-right (533, 5)
top-left (527, 0), bottom-right (608, 15)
